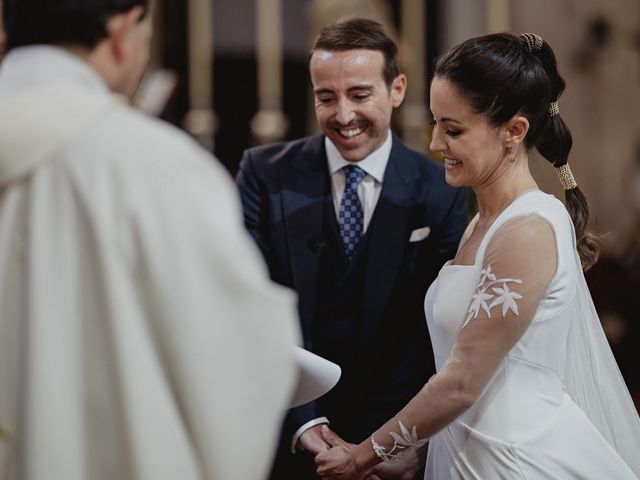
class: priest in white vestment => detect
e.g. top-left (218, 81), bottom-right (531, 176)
top-left (0, 1), bottom-right (302, 478)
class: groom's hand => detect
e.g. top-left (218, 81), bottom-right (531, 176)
top-left (299, 424), bottom-right (335, 455)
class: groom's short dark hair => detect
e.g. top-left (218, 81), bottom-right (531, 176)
top-left (3, 0), bottom-right (149, 51)
top-left (311, 17), bottom-right (401, 88)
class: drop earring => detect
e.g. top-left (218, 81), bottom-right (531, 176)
top-left (506, 146), bottom-right (516, 163)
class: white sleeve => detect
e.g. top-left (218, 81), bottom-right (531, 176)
top-left (128, 147), bottom-right (301, 479)
top-left (291, 417), bottom-right (331, 453)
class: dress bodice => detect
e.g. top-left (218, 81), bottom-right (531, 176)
top-left (424, 263), bottom-right (477, 371)
top-left (424, 190), bottom-right (577, 442)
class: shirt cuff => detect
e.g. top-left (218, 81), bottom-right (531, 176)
top-left (291, 417), bottom-right (330, 453)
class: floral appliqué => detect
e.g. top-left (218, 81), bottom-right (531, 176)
top-left (466, 265), bottom-right (523, 323)
top-left (371, 421), bottom-right (428, 463)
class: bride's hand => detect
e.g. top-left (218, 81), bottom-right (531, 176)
top-left (315, 426), bottom-right (365, 480)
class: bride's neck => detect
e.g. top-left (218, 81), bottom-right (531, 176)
top-left (474, 165), bottom-right (538, 223)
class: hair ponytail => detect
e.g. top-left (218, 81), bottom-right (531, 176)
top-left (565, 188), bottom-right (600, 270)
top-left (533, 41), bottom-right (600, 270)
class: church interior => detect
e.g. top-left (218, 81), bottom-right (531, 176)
top-left (1, 0), bottom-right (639, 408)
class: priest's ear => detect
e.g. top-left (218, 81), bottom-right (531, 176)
top-left (105, 6), bottom-right (146, 64)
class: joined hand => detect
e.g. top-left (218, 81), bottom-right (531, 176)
top-left (299, 424), bottom-right (334, 455)
top-left (315, 426), bottom-right (364, 480)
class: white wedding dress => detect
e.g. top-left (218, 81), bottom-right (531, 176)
top-left (421, 189), bottom-right (640, 479)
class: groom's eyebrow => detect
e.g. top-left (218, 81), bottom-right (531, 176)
top-left (347, 85), bottom-right (374, 93)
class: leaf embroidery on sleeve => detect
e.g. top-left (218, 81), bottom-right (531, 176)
top-left (490, 284), bottom-right (522, 316)
top-left (465, 265), bottom-right (523, 323)
top-left (371, 421), bottom-right (428, 463)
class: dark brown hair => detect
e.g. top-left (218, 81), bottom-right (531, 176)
top-left (434, 33), bottom-right (599, 270)
top-left (311, 17), bottom-right (400, 87)
top-left (3, 0), bottom-right (149, 50)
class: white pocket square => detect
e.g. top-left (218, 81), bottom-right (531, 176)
top-left (409, 226), bottom-right (431, 242)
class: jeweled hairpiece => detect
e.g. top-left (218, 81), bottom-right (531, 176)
top-left (520, 33), bottom-right (543, 53)
top-left (549, 101), bottom-right (560, 117)
top-left (556, 164), bottom-right (577, 190)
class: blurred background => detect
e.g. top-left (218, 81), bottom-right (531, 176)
top-left (2, 0), bottom-right (639, 406)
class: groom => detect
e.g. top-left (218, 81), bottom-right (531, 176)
top-left (236, 18), bottom-right (467, 478)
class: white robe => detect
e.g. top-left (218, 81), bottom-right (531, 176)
top-left (0, 46), bottom-right (300, 480)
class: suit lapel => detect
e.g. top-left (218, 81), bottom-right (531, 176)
top-left (280, 135), bottom-right (328, 341)
top-left (359, 137), bottom-right (421, 352)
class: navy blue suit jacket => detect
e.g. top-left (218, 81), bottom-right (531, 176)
top-left (236, 133), bottom-right (467, 468)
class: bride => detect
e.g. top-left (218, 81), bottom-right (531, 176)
top-left (315, 32), bottom-right (640, 479)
